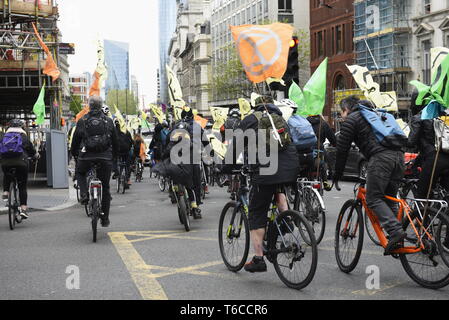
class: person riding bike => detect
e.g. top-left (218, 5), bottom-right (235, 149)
top-left (71, 96), bottom-right (118, 227)
top-left (113, 119), bottom-right (133, 188)
top-left (307, 114), bottom-right (336, 191)
top-left (225, 95), bottom-right (300, 273)
top-left (132, 133), bottom-right (147, 166)
top-left (335, 96), bottom-right (407, 253)
top-left (0, 119), bottom-right (38, 219)
top-left (222, 108), bottom-right (242, 190)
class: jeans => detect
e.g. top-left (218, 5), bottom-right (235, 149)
top-left (77, 160), bottom-right (112, 218)
top-left (366, 150), bottom-right (404, 236)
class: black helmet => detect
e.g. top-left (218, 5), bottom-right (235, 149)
top-left (10, 119), bottom-right (24, 128)
top-left (229, 108), bottom-right (240, 118)
top-left (181, 108), bottom-right (193, 120)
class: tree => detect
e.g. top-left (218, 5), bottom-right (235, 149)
top-left (105, 89), bottom-right (138, 115)
top-left (69, 95), bottom-right (83, 115)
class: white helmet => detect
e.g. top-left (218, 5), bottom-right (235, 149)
top-left (102, 105), bottom-right (110, 115)
top-left (280, 99), bottom-right (298, 110)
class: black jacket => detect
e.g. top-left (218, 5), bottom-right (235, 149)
top-left (334, 105), bottom-right (393, 178)
top-left (116, 129), bottom-right (133, 155)
top-left (231, 104), bottom-right (299, 186)
top-left (407, 112), bottom-right (436, 158)
top-left (307, 115), bottom-right (336, 148)
top-left (0, 128), bottom-right (36, 167)
top-left (71, 110), bottom-right (118, 161)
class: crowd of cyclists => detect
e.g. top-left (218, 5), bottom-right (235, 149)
top-left (1, 92), bottom-right (449, 288)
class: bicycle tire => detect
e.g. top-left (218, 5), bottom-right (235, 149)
top-left (116, 171), bottom-right (121, 193)
top-left (399, 209), bottom-right (449, 289)
top-left (335, 200), bottom-right (364, 273)
top-left (295, 187), bottom-right (326, 245)
top-left (272, 210), bottom-right (318, 290)
top-left (120, 167), bottom-right (126, 194)
top-left (177, 187), bottom-right (190, 232)
top-left (8, 182), bottom-right (17, 230)
top-left (159, 177), bottom-right (166, 192)
top-left (218, 201), bottom-right (250, 272)
top-left (364, 209), bottom-right (381, 246)
top-left (91, 199), bottom-right (99, 243)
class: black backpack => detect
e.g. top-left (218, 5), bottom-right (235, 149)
top-left (84, 114), bottom-right (111, 153)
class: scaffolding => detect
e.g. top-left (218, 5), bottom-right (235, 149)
top-left (0, 0), bottom-right (62, 129)
top-left (353, 0), bottom-right (412, 111)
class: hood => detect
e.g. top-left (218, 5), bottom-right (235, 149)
top-left (255, 103), bottom-right (282, 116)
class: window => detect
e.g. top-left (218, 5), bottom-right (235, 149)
top-left (336, 25), bottom-right (343, 54)
top-left (422, 40), bottom-right (432, 85)
top-left (334, 74), bottom-right (345, 91)
top-left (424, 0), bottom-right (431, 14)
top-left (317, 31), bottom-right (324, 57)
top-left (278, 0), bottom-right (292, 13)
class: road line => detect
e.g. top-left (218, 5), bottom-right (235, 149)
top-left (351, 280), bottom-right (404, 296)
top-left (108, 232), bottom-right (168, 300)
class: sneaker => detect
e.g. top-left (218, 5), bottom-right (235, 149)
top-left (112, 172), bottom-right (118, 180)
top-left (323, 180), bottom-right (332, 192)
top-left (244, 256), bottom-right (267, 273)
top-left (384, 230), bottom-right (407, 254)
top-left (101, 218), bottom-right (110, 227)
top-left (79, 194), bottom-right (89, 206)
top-left (19, 208), bottom-right (29, 220)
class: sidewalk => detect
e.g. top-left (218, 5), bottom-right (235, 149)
top-left (0, 179), bottom-right (77, 213)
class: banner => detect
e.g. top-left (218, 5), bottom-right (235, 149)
top-left (32, 23), bottom-right (60, 82)
top-left (210, 107), bottom-right (228, 131)
top-left (150, 104), bottom-right (165, 124)
top-left (238, 98), bottom-right (251, 119)
top-left (346, 64), bottom-right (398, 112)
top-left (194, 115), bottom-right (208, 129)
top-left (166, 64), bottom-right (186, 108)
top-left (75, 105), bottom-right (89, 123)
top-left (113, 105), bottom-right (127, 133)
top-left (89, 40), bottom-right (108, 97)
top-left (231, 23), bottom-right (294, 83)
top-left (206, 133), bottom-right (227, 160)
top-left (33, 85), bottom-right (46, 125)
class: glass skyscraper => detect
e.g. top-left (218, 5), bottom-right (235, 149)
top-left (158, 0), bottom-right (177, 104)
top-left (104, 39), bottom-right (130, 95)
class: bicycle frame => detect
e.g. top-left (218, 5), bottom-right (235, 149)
top-left (356, 184), bottom-right (448, 254)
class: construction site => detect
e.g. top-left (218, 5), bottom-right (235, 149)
top-left (0, 0), bottom-right (69, 188)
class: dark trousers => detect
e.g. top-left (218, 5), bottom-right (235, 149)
top-left (77, 160), bottom-right (112, 217)
top-left (2, 165), bottom-right (28, 206)
top-left (192, 164), bottom-right (202, 204)
top-left (366, 150), bottom-right (404, 236)
top-left (113, 154), bottom-right (131, 180)
top-left (417, 152), bottom-right (449, 199)
top-left (248, 184), bottom-right (278, 231)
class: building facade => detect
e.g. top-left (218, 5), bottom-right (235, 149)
top-left (210, 0), bottom-right (311, 108)
top-left (168, 0), bottom-right (212, 115)
top-left (131, 75), bottom-right (139, 103)
top-left (159, 0), bottom-right (178, 105)
top-left (104, 39), bottom-right (130, 96)
top-left (69, 72), bottom-right (91, 105)
top-left (310, 0), bottom-right (355, 122)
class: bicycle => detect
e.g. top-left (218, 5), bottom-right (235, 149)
top-left (218, 169), bottom-right (318, 290)
top-left (116, 155), bottom-right (128, 194)
top-left (134, 159), bottom-right (144, 183)
top-left (86, 164), bottom-right (103, 243)
top-left (158, 174), bottom-right (167, 192)
top-left (334, 179), bottom-right (449, 289)
top-left (5, 168), bottom-right (23, 230)
top-left (169, 179), bottom-right (191, 232)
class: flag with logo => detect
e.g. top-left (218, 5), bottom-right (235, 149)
top-left (33, 85), bottom-right (46, 125)
top-left (89, 40), bottom-right (108, 97)
top-left (230, 23), bottom-right (294, 83)
top-left (238, 98), bottom-right (252, 119)
top-left (113, 105), bottom-right (127, 133)
top-left (166, 64), bottom-right (186, 108)
top-left (32, 23), bottom-right (60, 82)
top-left (210, 107), bottom-right (228, 131)
top-left (150, 104), bottom-right (165, 123)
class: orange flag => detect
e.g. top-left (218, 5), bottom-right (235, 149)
top-left (230, 23), bottom-right (294, 84)
top-left (31, 23), bottom-right (60, 82)
top-left (194, 115), bottom-right (208, 129)
top-left (75, 106), bottom-right (90, 123)
top-left (89, 71), bottom-right (101, 97)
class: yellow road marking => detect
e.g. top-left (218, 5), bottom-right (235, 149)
top-left (351, 280), bottom-right (404, 296)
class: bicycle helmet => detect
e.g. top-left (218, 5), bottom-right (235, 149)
top-left (9, 119), bottom-right (24, 128)
top-left (280, 99), bottom-right (298, 110)
top-left (229, 108), bottom-right (241, 118)
top-left (102, 105), bottom-right (110, 115)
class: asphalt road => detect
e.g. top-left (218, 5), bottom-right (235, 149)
top-left (0, 171), bottom-right (448, 300)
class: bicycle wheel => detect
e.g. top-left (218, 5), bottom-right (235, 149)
top-left (335, 200), bottom-right (364, 273)
top-left (272, 210), bottom-right (318, 290)
top-left (218, 201), bottom-right (250, 272)
top-left (91, 199), bottom-right (99, 243)
top-left (159, 176), bottom-right (166, 192)
top-left (364, 209), bottom-right (381, 246)
top-left (8, 183), bottom-right (17, 230)
top-left (400, 209), bottom-right (449, 289)
top-left (177, 188), bottom-right (190, 232)
top-left (120, 168), bottom-right (126, 194)
top-left (116, 171), bottom-right (121, 193)
top-left (295, 187), bottom-right (326, 245)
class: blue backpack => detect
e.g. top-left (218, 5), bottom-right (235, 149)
top-left (359, 105), bottom-right (407, 149)
top-left (287, 115), bottom-right (317, 150)
top-left (0, 132), bottom-right (24, 158)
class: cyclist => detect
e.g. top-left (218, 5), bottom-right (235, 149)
top-left (0, 119), bottom-right (38, 219)
top-left (71, 96), bottom-right (118, 227)
top-left (132, 133), bottom-right (147, 166)
top-left (113, 119), bottom-right (133, 188)
top-left (228, 95), bottom-right (300, 272)
top-left (335, 96), bottom-right (406, 253)
top-left (307, 114), bottom-right (336, 191)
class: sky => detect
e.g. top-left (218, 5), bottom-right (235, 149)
top-left (57, 0), bottom-right (160, 106)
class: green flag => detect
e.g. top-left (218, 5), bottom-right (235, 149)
top-left (33, 85), bottom-right (46, 125)
top-left (302, 58), bottom-right (328, 116)
top-left (289, 81), bottom-right (306, 116)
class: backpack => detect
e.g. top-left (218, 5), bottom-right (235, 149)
top-left (253, 110), bottom-right (292, 151)
top-left (160, 128), bottom-right (170, 148)
top-left (288, 115), bottom-right (318, 150)
top-left (359, 105), bottom-right (407, 149)
top-left (434, 117), bottom-right (449, 154)
top-left (84, 114), bottom-right (111, 153)
top-left (0, 132), bottom-right (24, 158)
